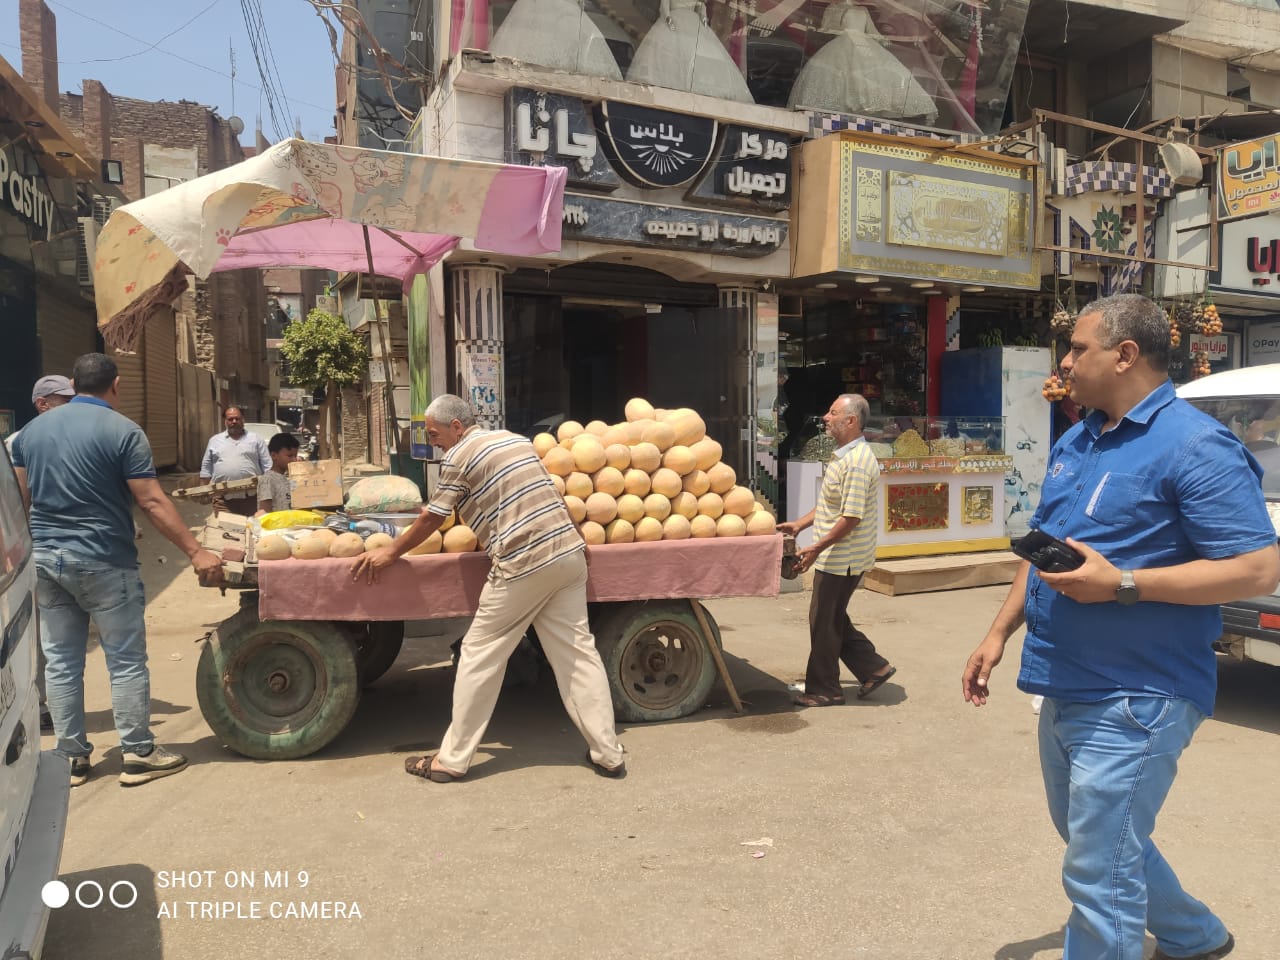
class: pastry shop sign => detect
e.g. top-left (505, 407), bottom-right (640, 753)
top-left (0, 144), bottom-right (57, 239)
top-left (505, 88), bottom-right (791, 208)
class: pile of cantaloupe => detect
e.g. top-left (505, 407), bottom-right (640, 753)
top-left (535, 398), bottom-right (776, 544)
top-left (255, 516), bottom-right (482, 561)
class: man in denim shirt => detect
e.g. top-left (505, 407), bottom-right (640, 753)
top-left (962, 295), bottom-right (1279, 960)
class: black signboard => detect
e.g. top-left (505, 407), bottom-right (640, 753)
top-left (503, 89), bottom-right (619, 192)
top-left (592, 101), bottom-right (717, 189)
top-left (686, 125), bottom-right (792, 211)
top-left (560, 193), bottom-right (786, 259)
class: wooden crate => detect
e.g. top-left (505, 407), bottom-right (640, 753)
top-left (863, 551), bottom-right (1021, 597)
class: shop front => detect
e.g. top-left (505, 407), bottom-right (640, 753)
top-left (1209, 209), bottom-right (1280, 377)
top-left (783, 130), bottom-right (1040, 556)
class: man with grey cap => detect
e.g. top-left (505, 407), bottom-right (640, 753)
top-left (4, 375), bottom-right (75, 458)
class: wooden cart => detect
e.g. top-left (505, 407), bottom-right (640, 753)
top-left (195, 521), bottom-right (787, 761)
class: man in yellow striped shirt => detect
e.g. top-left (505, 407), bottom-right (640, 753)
top-left (779, 394), bottom-right (896, 706)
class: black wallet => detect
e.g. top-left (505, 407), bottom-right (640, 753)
top-left (1012, 530), bottom-right (1086, 573)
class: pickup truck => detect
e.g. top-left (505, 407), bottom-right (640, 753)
top-left (1178, 364), bottom-right (1280, 668)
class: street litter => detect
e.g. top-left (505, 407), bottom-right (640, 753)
top-left (740, 838), bottom-right (774, 847)
top-left (751, 851), bottom-right (766, 859)
top-left (169, 652), bottom-right (182, 661)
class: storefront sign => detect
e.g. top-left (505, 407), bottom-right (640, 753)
top-left (1218, 134), bottom-right (1280, 220)
top-left (1187, 333), bottom-right (1229, 359)
top-left (505, 90), bottom-right (620, 191)
top-left (793, 133), bottom-right (1038, 289)
top-left (1248, 321), bottom-right (1280, 365)
top-left (0, 144), bottom-right (56, 239)
top-left (560, 194), bottom-right (786, 258)
top-left (277, 387), bottom-right (306, 407)
top-left (1212, 215), bottom-right (1280, 297)
top-left (686, 125), bottom-right (792, 211)
top-left (593, 101), bottom-right (717, 189)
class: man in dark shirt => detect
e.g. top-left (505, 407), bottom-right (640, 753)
top-left (962, 296), bottom-right (1279, 960)
top-left (14, 353), bottom-right (223, 787)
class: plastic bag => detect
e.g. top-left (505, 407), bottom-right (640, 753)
top-left (260, 509), bottom-right (327, 530)
top-left (345, 475), bottom-right (423, 514)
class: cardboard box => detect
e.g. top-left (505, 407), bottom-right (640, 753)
top-left (288, 459), bottom-right (344, 509)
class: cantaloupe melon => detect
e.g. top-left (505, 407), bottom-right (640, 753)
top-left (559, 437), bottom-right (575, 450)
top-left (604, 443), bottom-right (631, 471)
top-left (584, 420), bottom-right (608, 436)
top-left (330, 532), bottom-right (366, 558)
top-left (622, 421), bottom-right (645, 445)
top-left (690, 437), bottom-right (722, 472)
top-left (706, 462), bottom-right (736, 494)
top-left (640, 421), bottom-right (676, 452)
top-left (580, 520), bottom-right (606, 545)
top-left (716, 514), bottom-right (746, 537)
top-left (557, 420), bottom-right (584, 442)
top-left (681, 469), bottom-right (710, 497)
top-left (443, 525), bottom-right (479, 553)
top-left (623, 468), bottom-right (651, 496)
top-left (292, 535), bottom-right (331, 560)
top-left (310, 528), bottom-right (338, 547)
top-left (643, 493), bottom-right (672, 520)
top-left (565, 472), bottom-right (593, 500)
top-left (696, 492), bottom-right (724, 518)
top-left (690, 515), bottom-right (717, 538)
top-left (722, 486), bottom-right (755, 517)
top-left (634, 516), bottom-right (664, 542)
top-left (662, 514), bottom-right (692, 540)
top-left (600, 424), bottom-right (631, 448)
top-left (563, 494), bottom-right (587, 524)
top-left (625, 398), bottom-right (655, 422)
top-left (652, 408), bottom-right (668, 422)
top-left (364, 532), bottom-right (395, 551)
top-left (630, 442), bottom-right (661, 473)
top-left (550, 474), bottom-right (566, 496)
top-left (407, 530), bottom-right (442, 555)
top-left (669, 412), bottom-right (706, 447)
top-left (662, 445), bottom-right (696, 476)
top-left (591, 466), bottom-right (625, 497)
top-left (615, 493), bottom-right (646, 524)
top-left (438, 510), bottom-right (456, 532)
top-left (585, 492), bottom-right (618, 525)
top-left (650, 468), bottom-right (682, 498)
top-left (533, 432), bottom-right (558, 457)
top-left (670, 490), bottom-right (698, 520)
top-left (256, 534), bottom-right (291, 560)
top-left (746, 511), bottom-right (777, 536)
top-left (543, 447), bottom-right (575, 477)
top-left (605, 517), bottom-right (635, 543)
top-left (572, 436), bottom-right (607, 473)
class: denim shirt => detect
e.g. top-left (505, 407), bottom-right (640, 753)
top-left (1019, 380), bottom-right (1276, 716)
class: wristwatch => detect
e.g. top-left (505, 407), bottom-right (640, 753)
top-left (1116, 570), bottom-right (1140, 606)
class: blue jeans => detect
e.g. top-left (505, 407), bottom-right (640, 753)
top-left (1038, 696), bottom-right (1228, 960)
top-left (35, 548), bottom-right (152, 758)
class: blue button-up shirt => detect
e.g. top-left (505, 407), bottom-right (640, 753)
top-left (200, 430), bottom-right (270, 483)
top-left (1020, 380), bottom-right (1275, 716)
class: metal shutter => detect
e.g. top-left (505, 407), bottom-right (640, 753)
top-left (36, 284), bottom-right (96, 380)
top-left (113, 353), bottom-right (146, 426)
top-left (144, 308), bottom-right (178, 468)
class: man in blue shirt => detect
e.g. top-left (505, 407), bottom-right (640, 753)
top-left (14, 353), bottom-right (223, 787)
top-left (962, 295), bottom-right (1279, 960)
top-left (199, 407), bottom-right (271, 516)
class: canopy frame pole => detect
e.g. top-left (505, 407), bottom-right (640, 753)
top-left (363, 225), bottom-right (402, 461)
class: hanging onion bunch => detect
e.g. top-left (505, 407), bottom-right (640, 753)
top-left (1191, 351), bottom-right (1212, 378)
top-left (1041, 373), bottom-right (1069, 401)
top-left (1201, 301), bottom-right (1222, 335)
top-left (1050, 308), bottom-right (1075, 335)
top-left (1167, 306), bottom-right (1182, 350)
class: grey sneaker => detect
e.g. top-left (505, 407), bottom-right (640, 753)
top-left (119, 745), bottom-right (188, 786)
top-left (69, 757), bottom-right (91, 787)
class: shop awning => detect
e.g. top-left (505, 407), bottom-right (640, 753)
top-left (0, 57), bottom-right (97, 181)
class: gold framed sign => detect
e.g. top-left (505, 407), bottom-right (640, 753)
top-left (888, 172), bottom-right (1009, 257)
top-left (886, 482), bottom-right (950, 533)
top-left (962, 485), bottom-right (994, 525)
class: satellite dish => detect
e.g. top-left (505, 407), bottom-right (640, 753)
top-left (227, 115), bottom-right (245, 136)
top-left (1158, 133), bottom-right (1203, 187)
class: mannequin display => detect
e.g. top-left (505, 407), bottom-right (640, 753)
top-left (627, 0), bottom-right (755, 103)
top-left (490, 0), bottom-right (623, 80)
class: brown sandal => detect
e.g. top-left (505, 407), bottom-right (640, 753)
top-left (792, 693), bottom-right (845, 707)
top-left (404, 755), bottom-right (463, 783)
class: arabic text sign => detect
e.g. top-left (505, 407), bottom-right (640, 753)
top-left (467, 352), bottom-right (502, 424)
top-left (887, 172), bottom-right (1010, 257)
top-left (1187, 333), bottom-right (1228, 358)
top-left (1218, 135), bottom-right (1280, 220)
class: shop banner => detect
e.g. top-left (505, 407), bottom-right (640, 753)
top-left (1218, 135), bottom-right (1280, 221)
top-left (1248, 322), bottom-right (1280, 366)
top-left (1213, 215), bottom-right (1280, 297)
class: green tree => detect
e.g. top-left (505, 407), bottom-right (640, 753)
top-left (280, 308), bottom-right (369, 459)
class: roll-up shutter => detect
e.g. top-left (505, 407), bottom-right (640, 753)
top-left (144, 308), bottom-right (178, 468)
top-left (36, 283), bottom-right (96, 380)
top-left (113, 353), bottom-right (145, 426)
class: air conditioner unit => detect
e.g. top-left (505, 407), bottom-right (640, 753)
top-left (91, 194), bottom-right (121, 225)
top-left (1158, 131), bottom-right (1203, 187)
top-left (77, 217), bottom-right (100, 287)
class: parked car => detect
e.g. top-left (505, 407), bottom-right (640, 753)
top-left (1178, 364), bottom-right (1280, 668)
top-left (0, 444), bottom-right (69, 955)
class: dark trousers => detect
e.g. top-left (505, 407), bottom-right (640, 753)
top-left (805, 569), bottom-right (889, 699)
top-left (216, 495), bottom-right (258, 517)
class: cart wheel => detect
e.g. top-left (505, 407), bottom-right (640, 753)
top-left (354, 621), bottom-right (405, 686)
top-left (592, 601), bottom-right (720, 723)
top-left (196, 609), bottom-right (361, 760)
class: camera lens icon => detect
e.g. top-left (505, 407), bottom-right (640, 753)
top-left (42, 879), bottom-right (138, 909)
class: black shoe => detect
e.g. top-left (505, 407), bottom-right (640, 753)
top-left (1152, 932), bottom-right (1234, 960)
top-left (585, 750), bottom-right (626, 779)
top-left (40, 709), bottom-right (54, 733)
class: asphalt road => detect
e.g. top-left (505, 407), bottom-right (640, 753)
top-left (40, 503), bottom-right (1280, 960)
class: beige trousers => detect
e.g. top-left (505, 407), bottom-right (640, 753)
top-left (436, 549), bottom-right (624, 773)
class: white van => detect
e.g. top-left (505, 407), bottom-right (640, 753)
top-left (1178, 364), bottom-right (1280, 667)
top-left (0, 443), bottom-right (69, 957)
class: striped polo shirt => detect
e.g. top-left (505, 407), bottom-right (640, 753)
top-left (812, 436), bottom-right (880, 576)
top-left (427, 428), bottom-right (583, 580)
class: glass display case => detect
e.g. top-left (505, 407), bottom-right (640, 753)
top-left (863, 415), bottom-right (1005, 461)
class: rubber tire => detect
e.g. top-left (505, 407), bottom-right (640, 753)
top-left (355, 621), bottom-right (405, 686)
top-left (196, 609), bottom-right (361, 760)
top-left (591, 600), bottom-right (720, 723)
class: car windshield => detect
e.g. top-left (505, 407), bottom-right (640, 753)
top-left (1185, 396), bottom-right (1280, 501)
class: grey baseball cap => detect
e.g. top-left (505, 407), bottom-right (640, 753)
top-left (32, 375), bottom-right (75, 402)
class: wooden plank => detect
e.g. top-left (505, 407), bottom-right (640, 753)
top-left (863, 551), bottom-right (1021, 597)
top-left (690, 598), bottom-right (744, 714)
